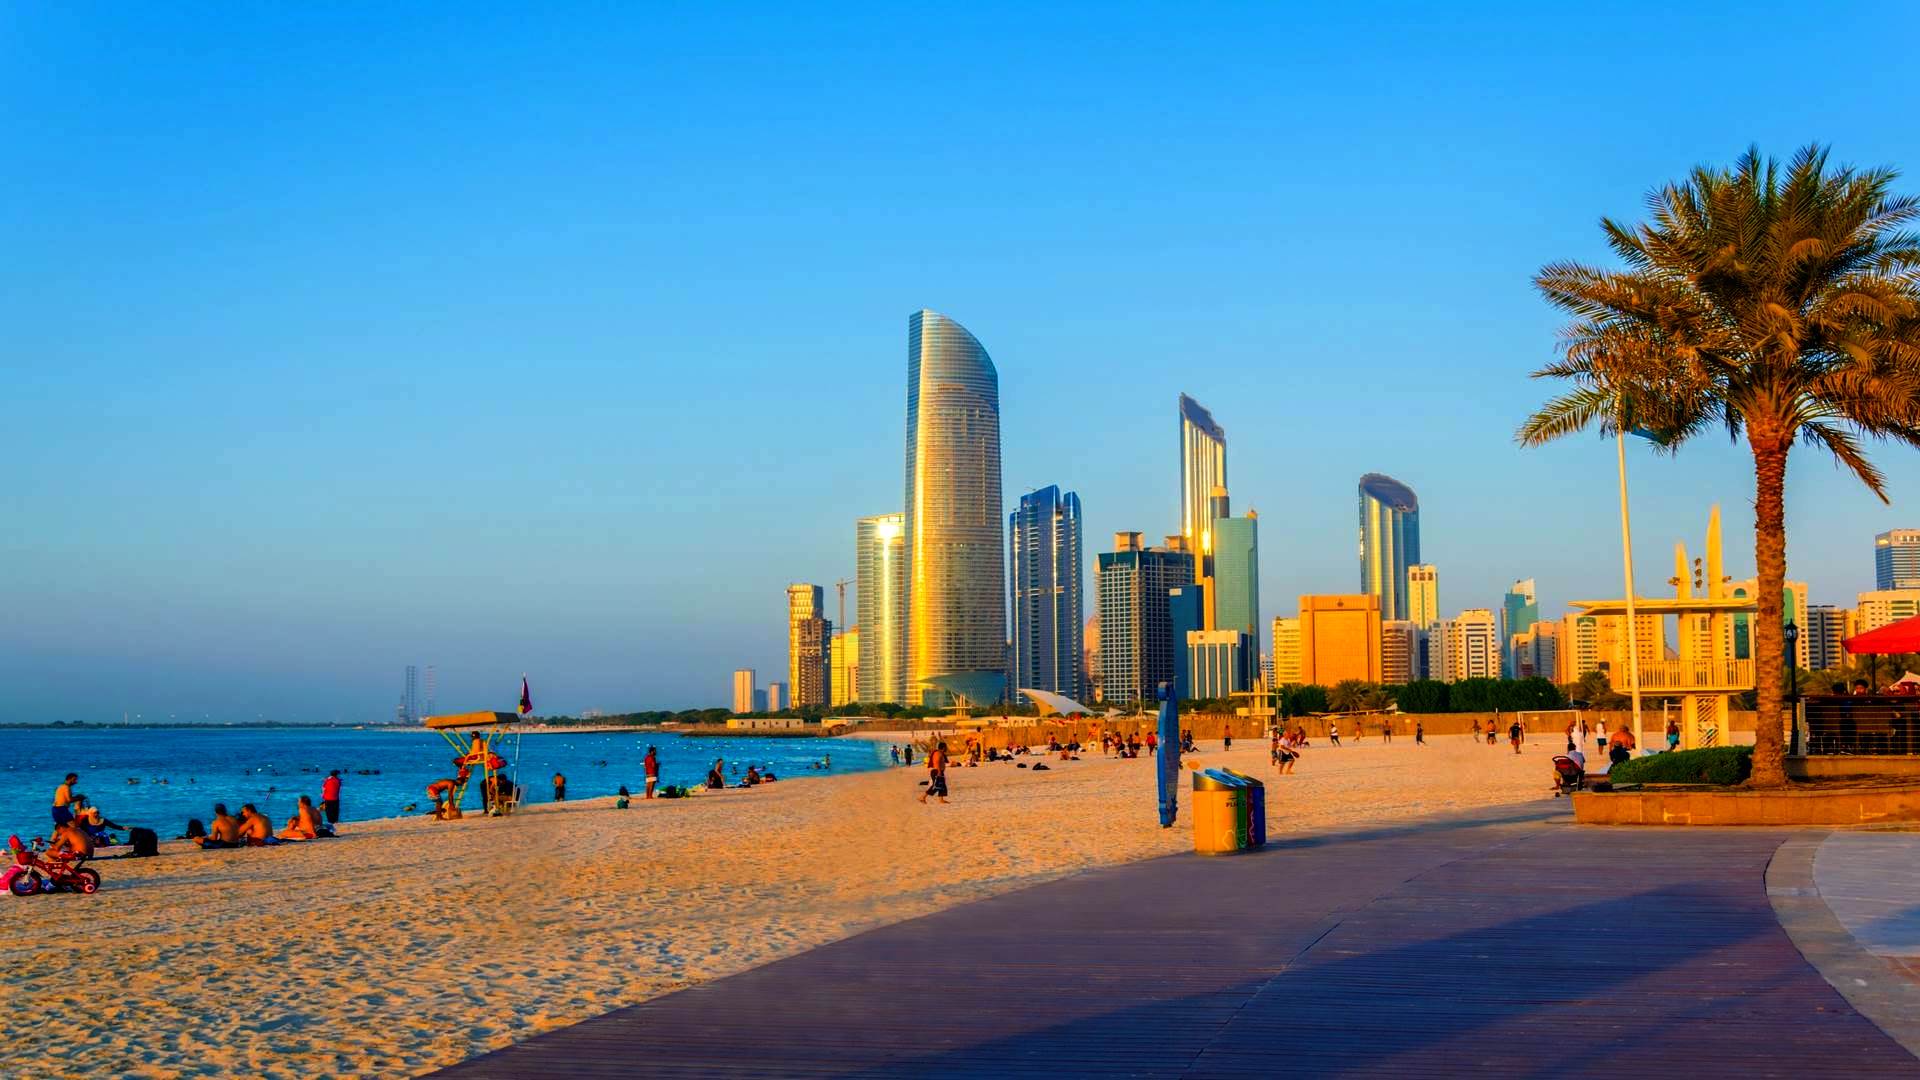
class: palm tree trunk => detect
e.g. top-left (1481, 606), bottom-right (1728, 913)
top-left (1748, 430), bottom-right (1791, 787)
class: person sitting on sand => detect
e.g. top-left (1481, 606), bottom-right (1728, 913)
top-left (237, 804), bottom-right (274, 845)
top-left (743, 765), bottom-right (762, 787)
top-left (74, 800), bottom-right (127, 847)
top-left (615, 785), bottom-right (631, 809)
top-left (277, 795), bottom-right (324, 841)
top-left (197, 804), bottom-right (243, 849)
top-left (47, 817), bottom-right (96, 863)
top-left (706, 759), bottom-right (725, 790)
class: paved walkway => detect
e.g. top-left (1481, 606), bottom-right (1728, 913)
top-left (1817, 832), bottom-right (1920, 974)
top-left (438, 807), bottom-right (1919, 1078)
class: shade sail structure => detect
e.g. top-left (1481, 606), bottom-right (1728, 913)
top-left (423, 710), bottom-right (520, 730)
top-left (1019, 688), bottom-right (1092, 717)
top-left (1842, 614), bottom-right (1920, 655)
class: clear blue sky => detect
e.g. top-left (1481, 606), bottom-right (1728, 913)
top-left (7, 4), bottom-right (1920, 721)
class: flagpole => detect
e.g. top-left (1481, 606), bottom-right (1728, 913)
top-left (1616, 404), bottom-right (1644, 755)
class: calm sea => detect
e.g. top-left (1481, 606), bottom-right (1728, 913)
top-left (0, 727), bottom-right (893, 841)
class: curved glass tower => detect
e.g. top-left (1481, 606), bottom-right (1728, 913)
top-left (1358, 473), bottom-right (1420, 622)
top-left (1178, 394), bottom-right (1227, 559)
top-left (905, 310), bottom-right (1005, 706)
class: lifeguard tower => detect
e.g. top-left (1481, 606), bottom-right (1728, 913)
top-left (423, 710), bottom-right (522, 816)
top-left (1570, 506), bottom-right (1758, 750)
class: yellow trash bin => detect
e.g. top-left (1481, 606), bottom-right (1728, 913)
top-left (1192, 770), bottom-right (1247, 855)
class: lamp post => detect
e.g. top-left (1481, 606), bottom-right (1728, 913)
top-left (1784, 621), bottom-right (1801, 755)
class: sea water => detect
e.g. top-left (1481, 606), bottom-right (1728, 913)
top-left (0, 726), bottom-right (893, 841)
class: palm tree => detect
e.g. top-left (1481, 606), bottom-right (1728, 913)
top-left (1519, 145), bottom-right (1920, 786)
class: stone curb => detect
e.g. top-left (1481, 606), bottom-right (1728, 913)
top-left (1767, 832), bottom-right (1920, 1061)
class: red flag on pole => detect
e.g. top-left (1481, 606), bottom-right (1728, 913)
top-left (519, 676), bottom-right (532, 717)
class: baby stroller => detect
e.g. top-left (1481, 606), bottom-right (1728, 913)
top-left (1551, 755), bottom-right (1585, 797)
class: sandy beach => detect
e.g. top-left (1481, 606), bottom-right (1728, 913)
top-left (5, 733), bottom-right (1562, 1078)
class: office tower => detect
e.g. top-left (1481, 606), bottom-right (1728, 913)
top-left (1512, 621), bottom-right (1557, 680)
top-left (1857, 589), bottom-right (1920, 633)
top-left (1434, 609), bottom-right (1500, 682)
top-left (856, 513), bottom-right (908, 703)
top-left (1211, 509), bottom-right (1260, 645)
top-left (403, 665), bottom-right (419, 725)
top-left (765, 682), bottom-right (785, 712)
top-left (830, 628), bottom-right (860, 709)
top-left (731, 669), bottom-right (757, 714)
top-left (905, 310), bottom-right (1005, 706)
top-left (1381, 621), bottom-right (1417, 684)
top-left (1298, 594), bottom-right (1383, 685)
top-left (1261, 655), bottom-right (1275, 687)
top-left (1084, 615), bottom-right (1101, 701)
top-left (1727, 578), bottom-right (1810, 668)
top-left (1188, 629), bottom-right (1252, 699)
top-left (423, 666), bottom-right (437, 717)
top-left (1500, 579), bottom-right (1539, 678)
top-left (1271, 617), bottom-right (1302, 685)
top-left (1407, 565), bottom-right (1439, 630)
top-left (787, 584), bottom-right (831, 707)
top-left (1178, 394), bottom-right (1227, 566)
top-left (1805, 604), bottom-right (1852, 671)
top-left (1558, 611), bottom-right (1666, 682)
top-left (1096, 532), bottom-right (1195, 703)
top-left (752, 689), bottom-right (767, 712)
top-left (1358, 474), bottom-right (1420, 621)
top-left (1009, 486), bottom-right (1085, 702)
top-left (1875, 529), bottom-right (1920, 589)
top-left (1168, 584), bottom-right (1204, 701)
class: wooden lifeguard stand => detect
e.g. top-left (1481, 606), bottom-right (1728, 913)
top-left (1570, 506), bottom-right (1758, 750)
top-left (423, 711), bottom-right (522, 816)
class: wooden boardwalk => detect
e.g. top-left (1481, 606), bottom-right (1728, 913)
top-left (436, 806), bottom-right (1920, 1077)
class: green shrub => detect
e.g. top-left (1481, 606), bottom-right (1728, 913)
top-left (1608, 745), bottom-right (1754, 786)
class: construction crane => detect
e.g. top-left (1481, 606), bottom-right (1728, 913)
top-left (834, 578), bottom-right (853, 630)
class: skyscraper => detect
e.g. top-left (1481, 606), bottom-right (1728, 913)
top-left (1187, 629), bottom-right (1252, 699)
top-left (731, 669), bottom-right (757, 714)
top-left (1381, 620), bottom-right (1417, 684)
top-left (1805, 604), bottom-right (1852, 672)
top-left (905, 310), bottom-right (1005, 707)
top-left (1501, 579), bottom-right (1539, 678)
top-left (403, 665), bottom-right (419, 725)
top-left (830, 627), bottom-right (860, 709)
top-left (787, 583), bottom-right (831, 707)
top-left (1271, 616), bottom-right (1302, 685)
top-left (1876, 529), bottom-right (1920, 589)
top-left (1168, 584), bottom-right (1204, 701)
top-left (1009, 486), bottom-right (1085, 702)
top-left (1211, 509), bottom-right (1260, 647)
top-left (1358, 474), bottom-right (1420, 621)
top-left (1434, 609), bottom-right (1500, 682)
top-left (856, 513), bottom-right (907, 703)
top-left (1097, 532), bottom-right (1195, 703)
top-left (1407, 565), bottom-right (1439, 630)
top-left (765, 682), bottom-right (785, 712)
top-left (1178, 394), bottom-right (1227, 564)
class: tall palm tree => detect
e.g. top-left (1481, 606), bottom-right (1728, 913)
top-left (1519, 145), bottom-right (1920, 786)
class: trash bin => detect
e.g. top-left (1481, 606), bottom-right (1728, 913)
top-left (1192, 770), bottom-right (1249, 855)
top-left (1221, 768), bottom-right (1266, 848)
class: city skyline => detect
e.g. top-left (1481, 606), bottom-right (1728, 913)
top-left (10, 7), bottom-right (1920, 720)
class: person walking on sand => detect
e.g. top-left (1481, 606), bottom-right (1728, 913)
top-left (919, 741), bottom-right (950, 804)
top-left (643, 746), bottom-right (661, 799)
top-left (552, 772), bottom-right (567, 801)
top-left (1665, 719), bottom-right (1680, 752)
top-left (1415, 721), bottom-right (1425, 746)
top-left (1509, 719), bottom-right (1525, 755)
top-left (1223, 726), bottom-right (1232, 751)
top-left (1328, 721), bottom-right (1341, 747)
top-left (321, 770), bottom-right (343, 825)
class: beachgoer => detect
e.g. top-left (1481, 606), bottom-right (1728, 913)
top-left (1329, 722), bottom-right (1341, 747)
top-left (237, 804), bottom-right (273, 845)
top-left (1382, 721), bottom-right (1392, 743)
top-left (277, 795), bottom-right (323, 840)
top-left (1665, 719), bottom-right (1680, 752)
top-left (552, 773), bottom-right (567, 801)
top-left (1488, 723), bottom-right (1499, 747)
top-left (76, 803), bottom-right (126, 846)
top-left (903, 744), bottom-right (914, 766)
top-left (1595, 725), bottom-right (1608, 756)
top-left (1145, 731), bottom-right (1158, 755)
top-left (1415, 721), bottom-right (1426, 746)
top-left (644, 747), bottom-right (661, 799)
top-left (919, 741), bottom-right (950, 804)
top-left (615, 785), bottom-right (631, 809)
top-left (706, 759), bottom-right (725, 790)
top-left (1509, 720), bottom-right (1524, 754)
top-left (322, 770), bottom-right (343, 824)
top-left (53, 773), bottom-right (80, 827)
top-left (1223, 726), bottom-right (1232, 751)
top-left (1609, 725), bottom-right (1636, 766)
top-left (426, 777), bottom-right (458, 817)
top-left (744, 765), bottom-right (762, 787)
top-left (47, 818), bottom-right (94, 862)
top-left (890, 745), bottom-right (901, 766)
top-left (1276, 737), bottom-right (1299, 775)
top-left (1567, 745), bottom-right (1587, 772)
top-left (197, 804), bottom-right (243, 849)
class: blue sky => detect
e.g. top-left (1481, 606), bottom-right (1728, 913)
top-left (6, 4), bottom-right (1920, 721)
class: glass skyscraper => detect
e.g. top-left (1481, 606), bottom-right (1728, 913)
top-left (1009, 486), bottom-right (1085, 702)
top-left (1097, 533), bottom-right (1195, 704)
top-left (856, 513), bottom-right (907, 703)
top-left (1358, 473), bottom-right (1420, 622)
top-left (1877, 529), bottom-right (1920, 589)
top-left (905, 310), bottom-right (1005, 707)
top-left (786, 583), bottom-right (831, 707)
top-left (1211, 511), bottom-right (1260, 646)
top-left (1179, 394), bottom-right (1227, 562)
top-left (1501, 578), bottom-right (1538, 678)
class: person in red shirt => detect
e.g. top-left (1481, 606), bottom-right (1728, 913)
top-left (643, 746), bottom-right (661, 799)
top-left (918, 742), bottom-right (950, 804)
top-left (321, 770), bottom-right (343, 825)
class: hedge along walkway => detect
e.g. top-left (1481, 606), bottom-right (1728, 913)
top-left (435, 806), bottom-right (1918, 1078)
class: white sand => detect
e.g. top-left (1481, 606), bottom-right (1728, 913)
top-left (1, 733), bottom-right (1558, 1077)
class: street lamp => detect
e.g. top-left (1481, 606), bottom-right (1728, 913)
top-left (1784, 621), bottom-right (1801, 755)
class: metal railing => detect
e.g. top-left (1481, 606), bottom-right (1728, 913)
top-left (1804, 695), bottom-right (1920, 756)
top-left (1619, 658), bottom-right (1755, 692)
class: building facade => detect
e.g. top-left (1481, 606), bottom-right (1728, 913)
top-left (1096, 532), bottom-right (1195, 703)
top-left (1728, 578), bottom-right (1811, 669)
top-left (1188, 629), bottom-right (1253, 699)
top-left (856, 513), bottom-right (907, 703)
top-left (765, 682), bottom-right (785, 713)
top-left (1178, 394), bottom-right (1227, 567)
top-left (1407, 564), bottom-right (1439, 629)
top-left (1271, 616), bottom-right (1302, 685)
top-left (830, 628), bottom-right (860, 709)
top-left (1009, 485), bottom-right (1085, 702)
top-left (1381, 620), bottom-right (1417, 685)
top-left (1857, 589), bottom-right (1920, 634)
top-left (1358, 474), bottom-right (1420, 621)
top-left (1876, 529), bottom-right (1920, 590)
top-left (1211, 510), bottom-right (1260, 648)
top-left (786, 583), bottom-right (832, 707)
top-left (905, 310), bottom-right (1006, 706)
top-left (1435, 609), bottom-right (1500, 682)
top-left (1501, 579), bottom-right (1539, 678)
top-left (1558, 611), bottom-right (1667, 683)
top-left (1168, 584), bottom-right (1205, 702)
top-left (1805, 604), bottom-right (1853, 671)
top-left (731, 668), bottom-right (756, 714)
top-left (1298, 594), bottom-right (1383, 685)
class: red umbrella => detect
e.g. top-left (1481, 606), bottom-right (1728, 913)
top-left (1843, 613), bottom-right (1920, 654)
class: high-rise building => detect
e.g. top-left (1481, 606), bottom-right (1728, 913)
top-left (1558, 611), bottom-right (1666, 683)
top-left (1178, 395), bottom-right (1227, 567)
top-left (1512, 620), bottom-right (1557, 681)
top-left (403, 665), bottom-right (419, 725)
top-left (765, 682), bottom-right (785, 712)
top-left (1358, 474), bottom-right (1420, 621)
top-left (1096, 532), bottom-right (1195, 703)
top-left (830, 627), bottom-right (860, 709)
top-left (1875, 529), bottom-right (1920, 590)
top-left (1083, 614), bottom-right (1101, 702)
top-left (423, 665), bottom-right (437, 717)
top-left (1271, 616), bottom-right (1302, 685)
top-left (905, 310), bottom-right (1005, 706)
top-left (1805, 604), bottom-right (1853, 671)
top-left (1009, 486), bottom-right (1085, 702)
top-left (1168, 584), bottom-right (1205, 702)
top-left (731, 669), bottom-right (757, 714)
top-left (1434, 609), bottom-right (1500, 682)
top-left (1381, 620), bottom-right (1417, 684)
top-left (1298, 594), bottom-right (1383, 685)
top-left (1211, 509), bottom-right (1260, 647)
top-left (1407, 565), bottom-right (1439, 630)
top-left (1500, 579), bottom-right (1539, 678)
top-left (752, 688), bottom-right (767, 712)
top-left (1188, 629), bottom-right (1252, 699)
top-left (1727, 578), bottom-right (1810, 669)
top-left (787, 584), bottom-right (832, 707)
top-left (1857, 589), bottom-right (1920, 633)
top-left (857, 513), bottom-right (908, 704)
